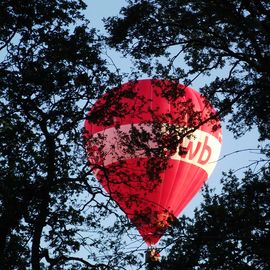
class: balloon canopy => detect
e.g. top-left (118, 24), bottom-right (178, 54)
top-left (84, 79), bottom-right (222, 245)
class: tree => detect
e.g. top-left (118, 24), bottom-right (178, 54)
top-left (1, 1), bottom-right (270, 269)
top-left (104, 0), bottom-right (270, 269)
top-left (0, 1), bottom-right (141, 269)
top-left (1, 2), bottom-right (197, 269)
top-left (160, 163), bottom-right (270, 270)
top-left (105, 0), bottom-right (270, 141)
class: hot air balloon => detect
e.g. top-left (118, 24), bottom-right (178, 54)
top-left (84, 79), bottom-right (222, 246)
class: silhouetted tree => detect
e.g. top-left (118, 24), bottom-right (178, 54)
top-left (106, 0), bottom-right (270, 141)
top-left (1, 0), bottom-right (270, 269)
top-left (160, 162), bottom-right (270, 269)
top-left (105, 1), bottom-right (270, 269)
top-left (0, 1), bottom-right (136, 269)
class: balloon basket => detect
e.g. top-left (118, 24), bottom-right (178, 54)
top-left (145, 245), bottom-right (160, 269)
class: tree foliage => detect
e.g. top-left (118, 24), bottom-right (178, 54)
top-left (105, 1), bottom-right (270, 269)
top-left (160, 162), bottom-right (270, 270)
top-left (106, 0), bottom-right (270, 141)
top-left (1, 0), bottom-right (270, 270)
top-left (0, 1), bottom-right (140, 269)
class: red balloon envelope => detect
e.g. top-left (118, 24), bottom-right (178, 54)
top-left (84, 79), bottom-right (222, 245)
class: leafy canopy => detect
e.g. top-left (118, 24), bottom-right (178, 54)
top-left (106, 0), bottom-right (270, 141)
top-left (0, 0), bottom-right (137, 269)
